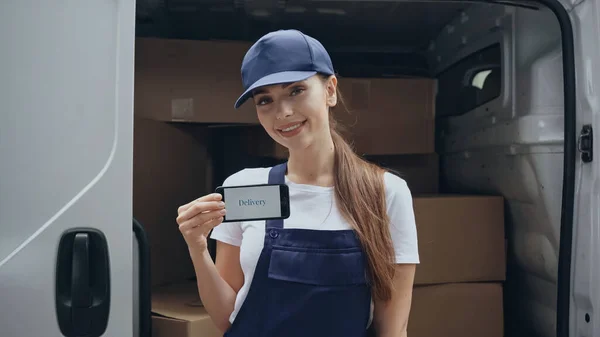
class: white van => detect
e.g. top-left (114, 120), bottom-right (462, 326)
top-left (1, 0), bottom-right (597, 337)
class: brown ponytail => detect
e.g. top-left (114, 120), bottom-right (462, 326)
top-left (325, 76), bottom-right (396, 301)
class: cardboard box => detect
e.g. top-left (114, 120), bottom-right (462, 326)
top-left (152, 281), bottom-right (222, 337)
top-left (335, 77), bottom-right (435, 155)
top-left (408, 283), bottom-right (504, 337)
top-left (135, 38), bottom-right (259, 125)
top-left (413, 195), bottom-right (506, 285)
top-left (133, 117), bottom-right (213, 286)
top-left (366, 154), bottom-right (439, 194)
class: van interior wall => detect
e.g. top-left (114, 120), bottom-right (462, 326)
top-left (132, 2), bottom-right (564, 337)
top-left (432, 4), bottom-right (564, 337)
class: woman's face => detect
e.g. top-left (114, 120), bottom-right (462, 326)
top-left (251, 75), bottom-right (338, 152)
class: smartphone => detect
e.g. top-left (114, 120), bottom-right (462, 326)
top-left (214, 184), bottom-right (290, 222)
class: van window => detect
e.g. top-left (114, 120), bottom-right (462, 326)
top-left (436, 43), bottom-right (502, 117)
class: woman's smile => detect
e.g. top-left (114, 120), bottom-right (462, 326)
top-left (276, 120), bottom-right (307, 138)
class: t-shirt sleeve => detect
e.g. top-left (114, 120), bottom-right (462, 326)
top-left (384, 172), bottom-right (420, 264)
top-left (209, 170), bottom-right (245, 247)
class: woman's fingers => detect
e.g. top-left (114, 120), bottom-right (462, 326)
top-left (176, 193), bottom-right (225, 251)
top-left (177, 199), bottom-right (225, 224)
top-left (178, 209), bottom-right (226, 232)
top-left (202, 216), bottom-right (225, 233)
top-left (177, 193), bottom-right (222, 214)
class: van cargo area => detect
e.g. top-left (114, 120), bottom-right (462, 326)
top-left (131, 1), bottom-right (569, 337)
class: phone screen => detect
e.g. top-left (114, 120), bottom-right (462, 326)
top-left (223, 185), bottom-right (283, 221)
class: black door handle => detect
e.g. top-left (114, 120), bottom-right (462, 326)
top-left (56, 228), bottom-right (110, 337)
top-left (71, 233), bottom-right (92, 334)
top-left (72, 233), bottom-right (91, 307)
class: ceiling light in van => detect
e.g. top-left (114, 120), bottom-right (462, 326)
top-left (472, 70), bottom-right (493, 89)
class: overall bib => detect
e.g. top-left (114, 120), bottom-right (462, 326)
top-left (224, 162), bottom-right (372, 337)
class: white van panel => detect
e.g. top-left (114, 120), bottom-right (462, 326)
top-left (431, 4), bottom-right (570, 337)
top-left (0, 1), bottom-right (135, 336)
top-left (569, 0), bottom-right (600, 336)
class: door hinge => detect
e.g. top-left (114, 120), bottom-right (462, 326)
top-left (578, 124), bottom-right (593, 163)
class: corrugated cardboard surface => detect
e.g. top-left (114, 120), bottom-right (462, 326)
top-left (152, 281), bottom-right (222, 337)
top-left (413, 195), bottom-right (506, 285)
top-left (336, 77), bottom-right (435, 155)
top-left (367, 154), bottom-right (439, 194)
top-left (133, 117), bottom-right (213, 286)
top-left (135, 38), bottom-right (259, 124)
top-left (408, 283), bottom-right (504, 337)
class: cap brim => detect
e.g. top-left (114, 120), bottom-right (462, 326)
top-left (234, 71), bottom-right (318, 109)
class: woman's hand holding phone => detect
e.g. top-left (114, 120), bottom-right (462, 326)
top-left (176, 193), bottom-right (227, 252)
top-left (175, 194), bottom-right (238, 333)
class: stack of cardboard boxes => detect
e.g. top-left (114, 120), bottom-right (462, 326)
top-left (133, 37), bottom-right (506, 337)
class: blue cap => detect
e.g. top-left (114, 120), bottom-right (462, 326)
top-left (234, 29), bottom-right (335, 108)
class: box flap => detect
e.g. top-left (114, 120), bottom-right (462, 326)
top-left (151, 281), bottom-right (209, 322)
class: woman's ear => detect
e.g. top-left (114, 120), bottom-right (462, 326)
top-left (326, 75), bottom-right (338, 107)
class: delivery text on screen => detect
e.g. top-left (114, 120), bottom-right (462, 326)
top-left (224, 185), bottom-right (281, 220)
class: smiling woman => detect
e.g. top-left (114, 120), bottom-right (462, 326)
top-left (175, 29), bottom-right (419, 337)
top-left (252, 76), bottom-right (335, 151)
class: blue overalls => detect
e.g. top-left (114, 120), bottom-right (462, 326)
top-left (224, 162), bottom-right (373, 337)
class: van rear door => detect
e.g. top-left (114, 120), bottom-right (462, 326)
top-left (568, 0), bottom-right (600, 335)
top-left (0, 1), bottom-right (135, 337)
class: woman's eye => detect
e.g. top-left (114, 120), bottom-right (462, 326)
top-left (256, 97), bottom-right (271, 105)
top-left (291, 88), bottom-right (305, 96)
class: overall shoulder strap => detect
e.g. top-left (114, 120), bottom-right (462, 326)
top-left (266, 162), bottom-right (287, 229)
top-left (267, 162), bottom-right (287, 185)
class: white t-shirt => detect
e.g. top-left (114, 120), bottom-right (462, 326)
top-left (210, 167), bottom-right (420, 324)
